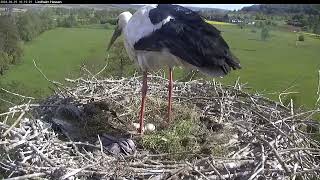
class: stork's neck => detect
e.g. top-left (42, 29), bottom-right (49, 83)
top-left (121, 18), bottom-right (129, 34)
top-left (118, 12), bottom-right (132, 33)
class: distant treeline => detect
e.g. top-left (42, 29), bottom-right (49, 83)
top-left (0, 15), bottom-right (23, 75)
top-left (288, 14), bottom-right (320, 34)
top-left (0, 10), bottom-right (56, 75)
top-left (199, 4), bottom-right (320, 35)
top-left (241, 4), bottom-right (320, 15)
top-left (240, 4), bottom-right (320, 34)
top-left (52, 7), bottom-right (128, 28)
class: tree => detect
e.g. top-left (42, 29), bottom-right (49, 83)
top-left (223, 14), bottom-right (230, 22)
top-left (0, 15), bottom-right (22, 64)
top-left (113, 41), bottom-right (131, 77)
top-left (0, 32), bottom-right (5, 51)
top-left (0, 51), bottom-right (10, 75)
top-left (77, 8), bottom-right (91, 19)
top-left (17, 9), bottom-right (58, 41)
top-left (64, 14), bottom-right (78, 27)
top-left (16, 13), bottom-right (34, 41)
top-left (313, 21), bottom-right (320, 35)
top-left (16, 11), bottom-right (43, 41)
top-left (238, 21), bottom-right (245, 29)
top-left (298, 34), bottom-right (304, 41)
top-left (54, 7), bottom-right (69, 16)
top-left (261, 26), bottom-right (270, 41)
top-left (39, 9), bottom-right (56, 31)
top-left (57, 17), bottom-right (65, 27)
top-left (105, 41), bottom-right (134, 77)
top-left (89, 16), bottom-right (99, 24)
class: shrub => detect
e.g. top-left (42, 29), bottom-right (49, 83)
top-left (0, 51), bottom-right (9, 75)
top-left (89, 17), bottom-right (99, 24)
top-left (261, 26), bottom-right (270, 41)
top-left (103, 23), bottom-right (115, 29)
top-left (298, 34), bottom-right (304, 41)
top-left (238, 22), bottom-right (245, 29)
top-left (100, 41), bottom-right (134, 78)
top-left (101, 18), bottom-right (117, 25)
top-left (301, 26), bottom-right (308, 31)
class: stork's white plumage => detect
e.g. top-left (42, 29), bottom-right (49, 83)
top-left (107, 4), bottom-right (241, 134)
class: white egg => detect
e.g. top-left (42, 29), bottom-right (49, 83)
top-left (132, 123), bottom-right (140, 129)
top-left (132, 122), bottom-right (155, 132)
top-left (144, 123), bottom-right (155, 132)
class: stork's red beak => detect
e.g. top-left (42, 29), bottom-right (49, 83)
top-left (107, 25), bottom-right (122, 51)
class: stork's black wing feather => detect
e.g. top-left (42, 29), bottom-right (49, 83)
top-left (134, 4), bottom-right (241, 75)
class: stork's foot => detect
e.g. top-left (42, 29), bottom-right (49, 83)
top-left (167, 109), bottom-right (172, 125)
top-left (138, 71), bottom-right (148, 135)
top-left (167, 67), bottom-right (173, 126)
top-left (166, 110), bottom-right (173, 127)
top-left (138, 116), bottom-right (144, 134)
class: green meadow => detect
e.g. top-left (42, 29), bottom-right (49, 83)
top-left (0, 27), bottom-right (112, 97)
top-left (216, 24), bottom-right (320, 108)
top-left (1, 24), bottom-right (320, 109)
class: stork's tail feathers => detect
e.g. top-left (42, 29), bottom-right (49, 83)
top-left (227, 52), bottom-right (241, 70)
top-left (196, 52), bottom-right (241, 77)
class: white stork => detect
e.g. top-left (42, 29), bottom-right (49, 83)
top-left (107, 4), bottom-right (241, 134)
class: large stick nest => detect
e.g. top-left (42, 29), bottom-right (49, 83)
top-left (1, 71), bottom-right (320, 180)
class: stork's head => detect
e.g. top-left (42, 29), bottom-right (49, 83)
top-left (107, 11), bottom-right (132, 51)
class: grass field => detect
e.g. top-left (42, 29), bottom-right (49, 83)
top-left (1, 24), bottom-right (320, 110)
top-left (206, 20), bottom-right (234, 25)
top-left (0, 27), bottom-right (111, 98)
top-left (214, 24), bottom-right (320, 108)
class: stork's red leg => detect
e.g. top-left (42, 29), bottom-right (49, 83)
top-left (139, 71), bottom-right (148, 134)
top-left (167, 67), bottom-right (173, 123)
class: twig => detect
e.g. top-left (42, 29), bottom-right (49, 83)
top-left (207, 158), bottom-right (225, 180)
top-left (315, 70), bottom-right (320, 106)
top-left (3, 173), bottom-right (46, 180)
top-left (29, 143), bottom-right (56, 166)
top-left (33, 59), bottom-right (64, 86)
top-left (0, 88), bottom-right (35, 100)
top-left (0, 97), bottom-right (16, 106)
top-left (61, 163), bottom-right (98, 180)
top-left (185, 162), bottom-right (210, 180)
top-left (2, 102), bottom-right (29, 137)
top-left (93, 54), bottom-right (109, 79)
